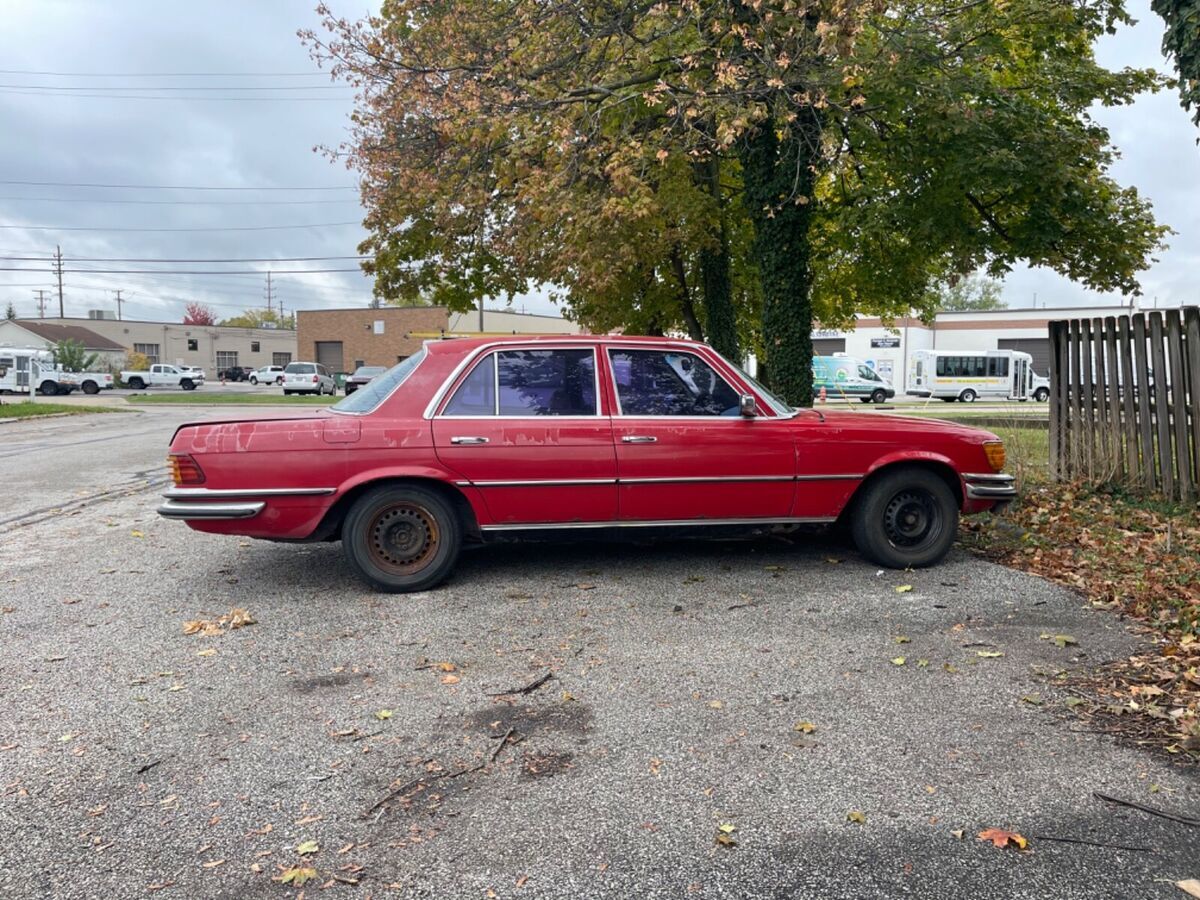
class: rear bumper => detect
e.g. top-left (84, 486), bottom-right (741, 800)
top-left (963, 472), bottom-right (1017, 501)
top-left (159, 499), bottom-right (265, 520)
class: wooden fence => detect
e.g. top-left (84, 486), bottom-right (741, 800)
top-left (1049, 308), bottom-right (1200, 501)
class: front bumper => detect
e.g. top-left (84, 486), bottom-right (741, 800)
top-left (963, 472), bottom-right (1017, 501)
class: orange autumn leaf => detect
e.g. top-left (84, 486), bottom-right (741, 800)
top-left (977, 828), bottom-right (1028, 850)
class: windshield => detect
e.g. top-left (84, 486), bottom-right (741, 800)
top-left (353, 366), bottom-right (386, 377)
top-left (285, 363), bottom-right (315, 374)
top-left (716, 353), bottom-right (795, 416)
top-left (332, 349), bottom-right (427, 414)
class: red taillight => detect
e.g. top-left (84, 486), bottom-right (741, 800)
top-left (313, 375), bottom-right (319, 383)
top-left (168, 453), bottom-right (205, 485)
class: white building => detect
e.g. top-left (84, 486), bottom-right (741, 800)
top-left (813, 305), bottom-right (1135, 382)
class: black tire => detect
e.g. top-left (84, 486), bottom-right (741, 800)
top-left (959, 389), bottom-right (977, 403)
top-left (275, 376), bottom-right (284, 385)
top-left (871, 389), bottom-right (887, 404)
top-left (249, 376), bottom-right (258, 385)
top-left (81, 380), bottom-right (100, 395)
top-left (39, 381), bottom-right (60, 396)
top-left (181, 379), bottom-right (196, 391)
top-left (128, 377), bottom-right (145, 390)
top-left (342, 485), bottom-right (462, 592)
top-left (1035, 387), bottom-right (1049, 403)
top-left (850, 468), bottom-right (959, 569)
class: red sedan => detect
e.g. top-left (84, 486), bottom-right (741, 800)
top-left (159, 336), bottom-right (1015, 592)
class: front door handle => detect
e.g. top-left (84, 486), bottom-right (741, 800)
top-left (621, 435), bottom-right (657, 443)
top-left (450, 436), bottom-right (489, 445)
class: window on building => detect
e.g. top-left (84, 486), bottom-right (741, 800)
top-left (272, 352), bottom-right (292, 366)
top-left (354, 359), bottom-right (366, 369)
top-left (251, 341), bottom-right (261, 353)
top-left (397, 355), bottom-right (409, 364)
top-left (609, 349), bottom-right (739, 416)
top-left (134, 343), bottom-right (160, 364)
top-left (187, 339), bottom-right (198, 351)
top-left (216, 351), bottom-right (238, 370)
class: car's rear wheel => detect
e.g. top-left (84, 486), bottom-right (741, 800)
top-left (275, 376), bottom-right (284, 385)
top-left (871, 389), bottom-right (887, 404)
top-left (959, 389), bottom-right (976, 403)
top-left (39, 381), bottom-right (60, 396)
top-left (249, 376), bottom-right (258, 385)
top-left (81, 380), bottom-right (99, 395)
top-left (850, 468), bottom-right (959, 569)
top-left (342, 485), bottom-right (462, 592)
top-left (127, 377), bottom-right (145, 390)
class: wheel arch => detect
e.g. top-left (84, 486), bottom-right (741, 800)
top-left (842, 455), bottom-right (964, 521)
top-left (315, 474), bottom-right (483, 543)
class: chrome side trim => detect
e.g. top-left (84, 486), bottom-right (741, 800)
top-left (963, 472), bottom-right (1017, 500)
top-left (618, 475), bottom-right (793, 484)
top-left (961, 472), bottom-right (1015, 483)
top-left (158, 500), bottom-right (265, 520)
top-left (481, 516), bottom-right (836, 532)
top-left (795, 474), bottom-right (864, 482)
top-left (162, 487), bottom-right (336, 499)
top-left (455, 478), bottom-right (617, 488)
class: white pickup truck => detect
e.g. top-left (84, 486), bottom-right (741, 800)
top-left (0, 348), bottom-right (113, 395)
top-left (120, 363), bottom-right (201, 391)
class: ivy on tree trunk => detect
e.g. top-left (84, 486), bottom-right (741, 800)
top-left (695, 153), bottom-right (739, 363)
top-left (740, 111), bottom-right (820, 407)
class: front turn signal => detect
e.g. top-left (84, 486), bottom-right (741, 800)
top-left (983, 441), bottom-right (1006, 472)
top-left (168, 453), bottom-right (206, 485)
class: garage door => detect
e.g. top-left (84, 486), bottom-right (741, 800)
top-left (998, 338), bottom-right (1050, 375)
top-left (315, 341), bottom-right (345, 373)
top-left (812, 338), bottom-right (846, 356)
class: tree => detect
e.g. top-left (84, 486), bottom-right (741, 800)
top-left (4, 302), bottom-right (15, 320)
top-left (123, 350), bottom-right (150, 374)
top-left (927, 275), bottom-right (1007, 313)
top-left (52, 339), bottom-right (99, 373)
top-left (182, 302), bottom-right (217, 325)
top-left (1153, 0), bottom-right (1200, 125)
top-left (309, 0), bottom-right (1166, 404)
top-left (219, 308), bottom-right (295, 329)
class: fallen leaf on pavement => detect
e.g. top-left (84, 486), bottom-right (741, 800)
top-left (436, 661), bottom-right (457, 672)
top-left (131, 530), bottom-right (144, 538)
top-left (275, 866), bottom-right (318, 886)
top-left (951, 829), bottom-right (964, 840)
top-left (895, 585), bottom-right (913, 594)
top-left (197, 648), bottom-right (216, 657)
top-left (977, 828), bottom-right (1027, 850)
top-left (201, 859), bottom-right (225, 869)
top-left (440, 674), bottom-right (461, 685)
top-left (976, 650), bottom-right (1005, 658)
top-left (1039, 633), bottom-right (1078, 647)
top-left (891, 657), bottom-right (906, 666)
top-left (793, 721), bottom-right (816, 734)
top-left (847, 811), bottom-right (866, 824)
top-left (296, 840), bottom-right (319, 856)
top-left (1021, 694), bottom-right (1043, 705)
top-left (374, 709), bottom-right (393, 720)
top-left (1176, 879), bottom-right (1200, 899)
top-left (894, 636), bottom-right (911, 644)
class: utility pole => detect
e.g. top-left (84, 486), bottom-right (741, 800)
top-left (33, 290), bottom-right (48, 318)
top-left (263, 271), bottom-right (275, 316)
top-left (113, 289), bottom-right (124, 321)
top-left (54, 245), bottom-right (65, 318)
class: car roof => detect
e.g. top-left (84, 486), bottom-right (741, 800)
top-left (423, 334), bottom-right (708, 358)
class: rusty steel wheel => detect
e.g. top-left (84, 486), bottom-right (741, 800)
top-left (343, 485), bottom-right (462, 592)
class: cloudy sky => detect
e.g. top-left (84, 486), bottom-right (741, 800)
top-left (0, 0), bottom-right (1195, 324)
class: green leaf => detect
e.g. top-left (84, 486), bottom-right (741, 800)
top-left (296, 840), bottom-right (319, 856)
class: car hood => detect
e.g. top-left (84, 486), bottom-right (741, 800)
top-left (803, 409), bottom-right (1001, 442)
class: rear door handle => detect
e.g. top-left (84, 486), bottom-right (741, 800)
top-left (450, 436), bottom-right (489, 445)
top-left (622, 435), bottom-right (657, 443)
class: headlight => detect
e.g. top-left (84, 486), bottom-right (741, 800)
top-left (983, 441), bottom-right (1006, 472)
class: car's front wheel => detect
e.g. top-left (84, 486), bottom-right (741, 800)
top-left (871, 389), bottom-right (887, 404)
top-left (959, 389), bottom-right (977, 403)
top-left (181, 379), bottom-right (196, 391)
top-left (850, 468), bottom-right (959, 569)
top-left (342, 485), bottom-right (462, 592)
top-left (1034, 387), bottom-right (1049, 402)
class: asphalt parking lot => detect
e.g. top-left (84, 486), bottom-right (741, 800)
top-left (0, 406), bottom-right (1195, 899)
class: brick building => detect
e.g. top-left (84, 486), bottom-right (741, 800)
top-left (295, 306), bottom-right (581, 372)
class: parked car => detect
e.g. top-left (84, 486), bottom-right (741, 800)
top-left (1031, 374), bottom-right (1050, 403)
top-left (217, 365), bottom-right (251, 382)
top-left (249, 365), bottom-right (286, 386)
top-left (121, 363), bottom-right (200, 391)
top-left (159, 336), bottom-right (1015, 593)
top-left (812, 355), bottom-right (895, 403)
top-left (282, 361), bottom-right (336, 396)
top-left (72, 371), bottom-right (115, 394)
top-left (178, 365), bottom-right (207, 383)
top-left (343, 365), bottom-right (387, 395)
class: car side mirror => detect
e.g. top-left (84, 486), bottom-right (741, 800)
top-left (739, 394), bottom-right (757, 418)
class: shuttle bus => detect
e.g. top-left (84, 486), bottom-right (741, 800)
top-left (907, 349), bottom-right (1040, 402)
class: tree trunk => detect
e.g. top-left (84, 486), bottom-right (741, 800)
top-left (739, 110), bottom-right (821, 406)
top-left (670, 246), bottom-right (705, 341)
top-left (695, 154), bottom-right (739, 362)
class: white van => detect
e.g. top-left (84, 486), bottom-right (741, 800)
top-left (908, 349), bottom-right (1036, 402)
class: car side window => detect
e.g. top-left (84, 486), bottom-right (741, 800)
top-left (497, 349), bottom-right (595, 416)
top-left (443, 353), bottom-right (496, 415)
top-left (609, 349), bottom-right (741, 416)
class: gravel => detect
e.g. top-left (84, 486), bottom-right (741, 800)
top-left (0, 409), bottom-right (1196, 899)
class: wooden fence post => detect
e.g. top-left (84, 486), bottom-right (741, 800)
top-left (1080, 319), bottom-right (1096, 479)
top-left (1104, 317), bottom-right (1123, 478)
top-left (1049, 320), bottom-right (1065, 480)
top-left (1149, 311), bottom-right (1173, 498)
top-left (1092, 317), bottom-right (1111, 476)
top-left (1132, 313), bottom-right (1156, 491)
top-left (1186, 308), bottom-right (1200, 489)
top-left (1069, 319), bottom-right (1084, 479)
top-left (1167, 310), bottom-right (1192, 501)
top-left (1119, 316), bottom-right (1140, 483)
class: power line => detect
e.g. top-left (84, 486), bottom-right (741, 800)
top-left (0, 90), bottom-right (352, 101)
top-left (0, 222), bottom-right (361, 233)
top-left (1, 254), bottom-right (368, 262)
top-left (0, 69), bottom-right (328, 77)
top-left (0, 266), bottom-right (367, 274)
top-left (0, 196), bottom-right (358, 206)
top-left (0, 180), bottom-right (356, 191)
top-left (0, 83), bottom-right (350, 92)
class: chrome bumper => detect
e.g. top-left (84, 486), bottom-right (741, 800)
top-left (158, 499), bottom-right (265, 520)
top-left (963, 472), bottom-right (1017, 501)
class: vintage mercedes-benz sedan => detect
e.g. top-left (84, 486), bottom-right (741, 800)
top-left (159, 336), bottom-right (1015, 592)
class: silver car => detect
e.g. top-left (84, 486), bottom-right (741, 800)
top-left (282, 362), bottom-right (336, 396)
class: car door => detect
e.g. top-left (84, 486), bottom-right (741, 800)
top-left (607, 346), bottom-right (796, 521)
top-left (432, 345), bottom-right (617, 526)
